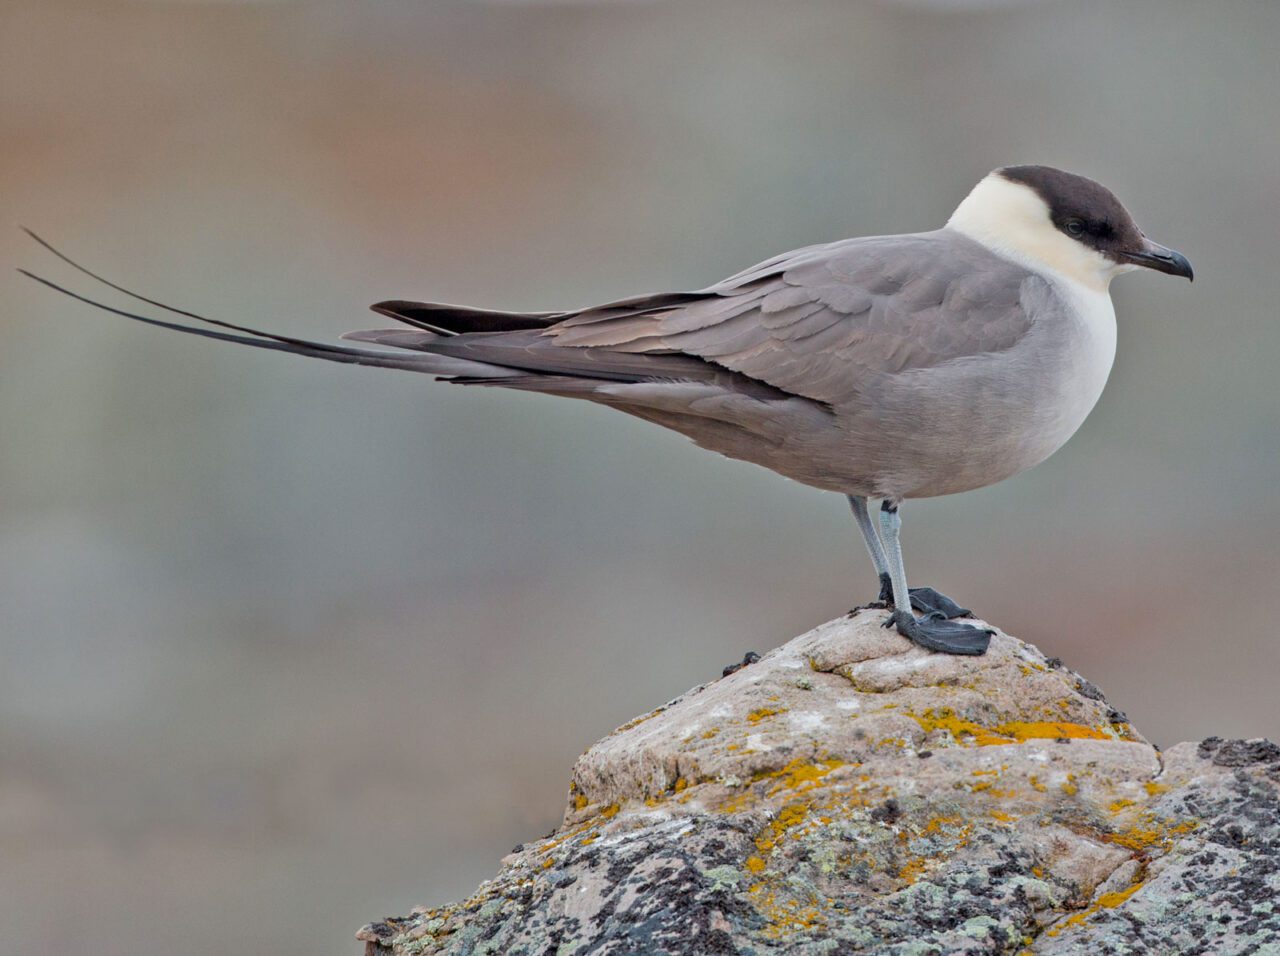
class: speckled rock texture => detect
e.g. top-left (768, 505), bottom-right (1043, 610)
top-left (358, 610), bottom-right (1280, 955)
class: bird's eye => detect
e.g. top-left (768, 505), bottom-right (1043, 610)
top-left (1064, 219), bottom-right (1086, 238)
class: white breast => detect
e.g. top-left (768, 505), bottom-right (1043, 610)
top-left (1051, 278), bottom-right (1117, 439)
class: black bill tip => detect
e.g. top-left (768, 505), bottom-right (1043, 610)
top-left (1121, 237), bottom-right (1194, 281)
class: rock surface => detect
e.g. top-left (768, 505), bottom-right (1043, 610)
top-left (358, 610), bottom-right (1280, 955)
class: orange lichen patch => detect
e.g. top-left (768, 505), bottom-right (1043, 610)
top-left (750, 890), bottom-right (827, 939)
top-left (1144, 781), bottom-right (1169, 797)
top-left (1046, 880), bottom-right (1146, 936)
top-left (536, 819), bottom-right (599, 855)
top-left (1029, 774), bottom-right (1048, 793)
top-left (989, 810), bottom-right (1016, 823)
top-left (746, 707), bottom-right (788, 724)
top-left (1032, 865), bottom-right (1045, 879)
top-left (541, 858), bottom-right (554, 870)
top-left (910, 710), bottom-right (1009, 746)
top-left (1097, 881), bottom-right (1145, 908)
top-left (1110, 722), bottom-right (1138, 740)
top-left (1106, 817), bottom-right (1197, 853)
top-left (997, 720), bottom-right (1111, 741)
top-left (1060, 775), bottom-right (1079, 796)
top-left (701, 727), bottom-right (721, 740)
top-left (573, 792), bottom-right (589, 811)
top-left (673, 777), bottom-right (689, 792)
top-left (745, 855), bottom-right (766, 874)
top-left (725, 743), bottom-right (741, 752)
top-left (755, 804), bottom-right (810, 856)
top-left (1109, 799), bottom-right (1136, 813)
top-left (971, 768), bottom-right (1000, 776)
top-left (599, 803), bottom-right (621, 820)
top-left (718, 790), bottom-right (753, 814)
top-left (970, 781), bottom-right (1015, 797)
top-left (754, 758), bottom-right (848, 796)
top-left (579, 835), bottom-right (596, 846)
top-left (898, 858), bottom-right (928, 884)
top-left (911, 709), bottom-right (1115, 747)
top-left (921, 815), bottom-right (963, 835)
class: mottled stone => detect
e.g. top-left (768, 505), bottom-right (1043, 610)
top-left (357, 610), bottom-right (1280, 955)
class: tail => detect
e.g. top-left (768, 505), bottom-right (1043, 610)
top-left (18, 231), bottom-right (757, 396)
top-left (18, 230), bottom-right (523, 379)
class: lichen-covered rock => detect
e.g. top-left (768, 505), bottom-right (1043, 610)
top-left (357, 610), bottom-right (1280, 955)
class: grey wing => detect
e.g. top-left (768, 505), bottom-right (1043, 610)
top-left (548, 230), bottom-right (1038, 406)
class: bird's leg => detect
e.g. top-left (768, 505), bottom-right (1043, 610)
top-left (848, 495), bottom-right (890, 602)
top-left (848, 495), bottom-right (971, 619)
top-left (877, 500), bottom-right (992, 656)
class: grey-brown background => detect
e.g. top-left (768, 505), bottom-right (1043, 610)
top-left (2, 1), bottom-right (1278, 953)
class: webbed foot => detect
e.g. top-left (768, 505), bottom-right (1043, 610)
top-left (877, 572), bottom-right (972, 619)
top-left (882, 608), bottom-right (993, 656)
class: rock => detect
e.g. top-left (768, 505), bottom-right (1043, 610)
top-left (357, 609), bottom-right (1280, 955)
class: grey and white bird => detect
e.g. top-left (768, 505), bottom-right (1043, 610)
top-left (22, 165), bottom-right (1192, 656)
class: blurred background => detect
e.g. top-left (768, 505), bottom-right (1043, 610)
top-left (2, 0), bottom-right (1278, 953)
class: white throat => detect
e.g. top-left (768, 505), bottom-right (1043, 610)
top-left (946, 174), bottom-right (1128, 293)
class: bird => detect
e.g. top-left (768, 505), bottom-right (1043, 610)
top-left (21, 165), bottom-right (1192, 656)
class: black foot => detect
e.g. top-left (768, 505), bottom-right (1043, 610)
top-left (877, 572), bottom-right (972, 619)
top-left (722, 651), bottom-right (760, 677)
top-left (882, 608), bottom-right (993, 656)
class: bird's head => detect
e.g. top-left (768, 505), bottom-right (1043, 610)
top-left (947, 164), bottom-right (1193, 291)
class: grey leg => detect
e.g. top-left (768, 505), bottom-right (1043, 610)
top-left (850, 495), bottom-right (972, 618)
top-left (848, 495), bottom-right (889, 577)
top-left (877, 500), bottom-right (992, 656)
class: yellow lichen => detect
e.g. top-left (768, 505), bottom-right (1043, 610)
top-left (755, 803), bottom-right (809, 855)
top-left (910, 709), bottom-right (1115, 747)
top-left (1097, 881), bottom-right (1144, 908)
top-left (1047, 880), bottom-right (1146, 936)
top-left (745, 855), bottom-right (766, 874)
top-left (921, 815), bottom-right (962, 835)
top-left (1060, 774), bottom-right (1079, 796)
top-left (997, 720), bottom-right (1111, 741)
top-left (701, 727), bottom-right (720, 740)
top-left (1144, 781), bottom-right (1169, 797)
top-left (755, 757), bottom-right (848, 796)
top-left (989, 810), bottom-right (1016, 823)
top-left (746, 707), bottom-right (787, 724)
top-left (1107, 818), bottom-right (1197, 853)
top-left (898, 858), bottom-right (928, 884)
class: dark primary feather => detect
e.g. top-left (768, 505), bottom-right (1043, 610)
top-left (370, 300), bottom-right (561, 336)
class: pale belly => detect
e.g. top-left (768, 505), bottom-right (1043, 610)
top-left (606, 281), bottom-right (1118, 502)
top-left (864, 285), bottom-right (1118, 499)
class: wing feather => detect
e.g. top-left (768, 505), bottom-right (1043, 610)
top-left (547, 230), bottom-right (1037, 405)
